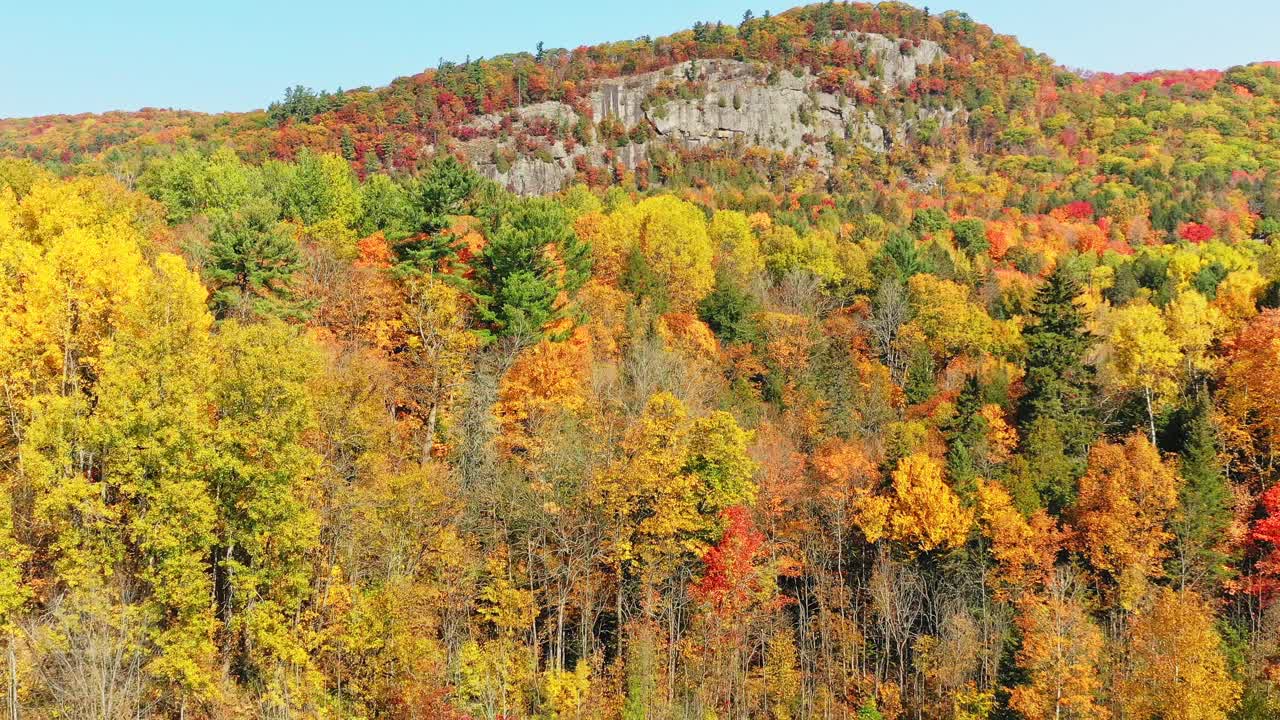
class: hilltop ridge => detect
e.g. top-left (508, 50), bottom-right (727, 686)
top-left (0, 2), bottom-right (1068, 178)
top-left (1, 2), bottom-right (1279, 232)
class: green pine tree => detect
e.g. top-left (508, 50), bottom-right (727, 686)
top-left (1012, 416), bottom-right (1075, 515)
top-left (944, 375), bottom-right (988, 497)
top-left (904, 346), bottom-right (937, 405)
top-left (876, 230), bottom-right (927, 283)
top-left (205, 198), bottom-right (306, 321)
top-left (1171, 391), bottom-right (1234, 590)
top-left (475, 196), bottom-right (591, 340)
top-left (397, 155), bottom-right (480, 268)
top-left (698, 275), bottom-right (761, 345)
top-left (339, 128), bottom-right (356, 161)
top-left (1019, 264), bottom-right (1098, 459)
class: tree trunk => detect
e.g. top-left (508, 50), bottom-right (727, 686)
top-left (1145, 387), bottom-right (1157, 446)
top-left (421, 401), bottom-right (439, 463)
top-left (556, 597), bottom-right (566, 671)
top-left (6, 635), bottom-right (17, 720)
top-left (615, 563), bottom-right (625, 658)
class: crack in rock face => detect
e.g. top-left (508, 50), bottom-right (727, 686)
top-left (459, 32), bottom-right (958, 195)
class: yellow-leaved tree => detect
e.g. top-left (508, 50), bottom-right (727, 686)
top-left (494, 331), bottom-right (591, 460)
top-left (0, 177), bottom-right (223, 710)
top-left (398, 274), bottom-right (480, 460)
top-left (0, 481), bottom-right (29, 714)
top-left (613, 196), bottom-right (715, 312)
top-left (975, 480), bottom-right (1060, 601)
top-left (592, 392), bottom-right (756, 606)
top-left (1163, 289), bottom-right (1222, 377)
top-left (708, 209), bottom-right (765, 283)
top-left (209, 319), bottom-right (323, 712)
top-left (1100, 300), bottom-right (1183, 443)
top-left (457, 558), bottom-right (538, 719)
top-left (1218, 309), bottom-right (1280, 484)
top-left (903, 274), bottom-right (1011, 362)
top-left (89, 252), bottom-right (220, 699)
top-left (1119, 587), bottom-right (1241, 720)
top-left (856, 453), bottom-right (972, 553)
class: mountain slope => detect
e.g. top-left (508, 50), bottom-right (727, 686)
top-left (4, 4), bottom-right (1280, 719)
top-left (3, 2), bottom-right (1278, 237)
top-left (1, 2), bottom-right (1047, 175)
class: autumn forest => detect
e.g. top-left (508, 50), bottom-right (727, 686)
top-left (2, 2), bottom-right (1280, 719)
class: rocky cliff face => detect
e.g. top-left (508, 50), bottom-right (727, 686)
top-left (458, 32), bottom-right (958, 195)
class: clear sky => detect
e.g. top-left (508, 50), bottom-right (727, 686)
top-left (3, 1), bottom-right (1277, 118)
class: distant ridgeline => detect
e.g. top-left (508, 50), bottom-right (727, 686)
top-left (0, 2), bottom-right (1275, 234)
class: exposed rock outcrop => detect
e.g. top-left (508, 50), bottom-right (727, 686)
top-left (840, 31), bottom-right (946, 88)
top-left (459, 32), bottom-right (958, 195)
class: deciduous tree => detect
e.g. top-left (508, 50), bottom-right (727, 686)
top-left (1119, 587), bottom-right (1241, 720)
top-left (1009, 572), bottom-right (1108, 720)
top-left (1101, 300), bottom-right (1184, 443)
top-left (1072, 434), bottom-right (1180, 605)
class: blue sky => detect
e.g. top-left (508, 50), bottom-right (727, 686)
top-left (2, 1), bottom-right (1277, 118)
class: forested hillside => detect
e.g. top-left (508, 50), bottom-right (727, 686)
top-left (2, 2), bottom-right (1280, 719)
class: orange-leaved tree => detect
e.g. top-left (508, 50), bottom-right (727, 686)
top-left (1071, 433), bottom-right (1180, 607)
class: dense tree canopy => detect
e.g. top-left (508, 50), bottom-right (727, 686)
top-left (1, 3), bottom-right (1279, 719)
